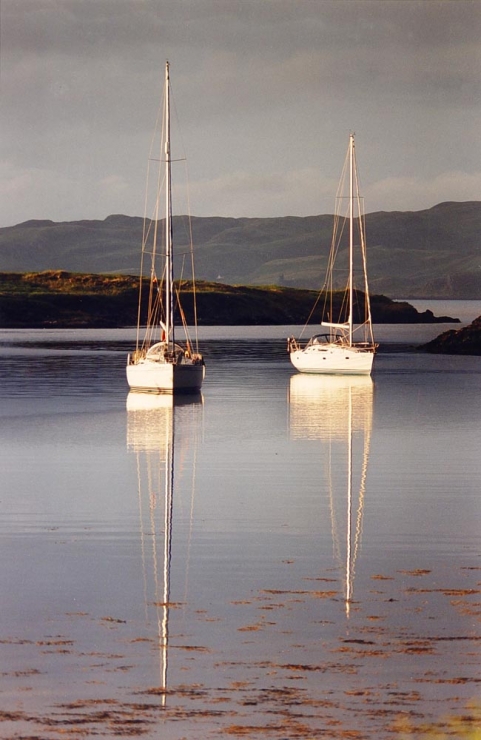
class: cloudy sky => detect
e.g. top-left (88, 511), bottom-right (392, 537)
top-left (0, 0), bottom-right (480, 227)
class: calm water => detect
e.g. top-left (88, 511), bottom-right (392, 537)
top-left (1, 310), bottom-right (480, 738)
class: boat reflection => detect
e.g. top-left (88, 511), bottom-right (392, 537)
top-left (288, 375), bottom-right (373, 616)
top-left (126, 391), bottom-right (203, 702)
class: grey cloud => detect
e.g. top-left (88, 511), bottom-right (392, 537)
top-left (0, 0), bottom-right (480, 225)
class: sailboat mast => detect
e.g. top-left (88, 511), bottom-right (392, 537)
top-left (348, 134), bottom-right (354, 346)
top-left (164, 61), bottom-right (174, 349)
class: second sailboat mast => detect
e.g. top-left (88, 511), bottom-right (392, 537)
top-left (348, 134), bottom-right (354, 347)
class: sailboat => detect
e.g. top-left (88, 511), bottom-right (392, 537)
top-left (288, 134), bottom-right (377, 375)
top-left (127, 61), bottom-right (205, 394)
top-left (288, 374), bottom-right (373, 616)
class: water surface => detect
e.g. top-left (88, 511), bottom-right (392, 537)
top-left (1, 319), bottom-right (480, 738)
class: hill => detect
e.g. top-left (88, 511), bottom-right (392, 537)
top-left (0, 271), bottom-right (459, 329)
top-left (0, 202), bottom-right (480, 298)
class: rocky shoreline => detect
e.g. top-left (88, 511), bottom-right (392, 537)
top-left (420, 315), bottom-right (481, 355)
top-left (0, 271), bottom-right (461, 329)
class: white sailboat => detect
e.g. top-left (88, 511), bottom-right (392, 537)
top-left (288, 134), bottom-right (377, 375)
top-left (288, 374), bottom-right (373, 616)
top-left (127, 61), bottom-right (205, 394)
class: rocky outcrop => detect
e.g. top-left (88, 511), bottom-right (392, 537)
top-left (420, 316), bottom-right (481, 355)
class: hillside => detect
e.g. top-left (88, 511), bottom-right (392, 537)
top-left (0, 271), bottom-right (459, 329)
top-left (0, 202), bottom-right (480, 298)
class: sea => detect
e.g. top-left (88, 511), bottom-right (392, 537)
top-left (0, 300), bottom-right (480, 739)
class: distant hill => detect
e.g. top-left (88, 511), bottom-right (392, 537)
top-left (0, 201), bottom-right (480, 298)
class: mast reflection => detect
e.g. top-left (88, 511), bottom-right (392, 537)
top-left (126, 391), bottom-right (202, 702)
top-left (288, 375), bottom-right (373, 616)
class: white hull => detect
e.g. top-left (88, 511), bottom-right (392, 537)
top-left (290, 343), bottom-right (375, 375)
top-left (127, 359), bottom-right (205, 394)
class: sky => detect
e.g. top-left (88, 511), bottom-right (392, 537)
top-left (0, 0), bottom-right (480, 227)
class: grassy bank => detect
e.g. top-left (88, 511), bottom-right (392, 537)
top-left (0, 271), bottom-right (459, 328)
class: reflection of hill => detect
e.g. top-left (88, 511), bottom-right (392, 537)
top-left (288, 375), bottom-right (374, 616)
top-left (126, 392), bottom-right (202, 701)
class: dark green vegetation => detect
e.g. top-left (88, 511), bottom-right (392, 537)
top-left (0, 201), bottom-right (480, 298)
top-left (0, 271), bottom-right (459, 328)
top-left (420, 315), bottom-right (481, 355)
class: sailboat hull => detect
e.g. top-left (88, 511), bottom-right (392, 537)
top-left (126, 360), bottom-right (205, 394)
top-left (290, 344), bottom-right (375, 375)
